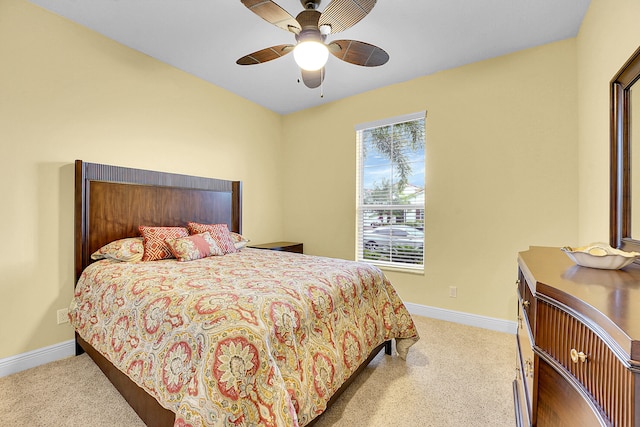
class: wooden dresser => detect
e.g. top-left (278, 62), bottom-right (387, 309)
top-left (514, 246), bottom-right (640, 426)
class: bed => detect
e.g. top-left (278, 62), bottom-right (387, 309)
top-left (71, 160), bottom-right (419, 426)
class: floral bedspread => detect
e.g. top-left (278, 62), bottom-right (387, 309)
top-left (70, 248), bottom-right (419, 426)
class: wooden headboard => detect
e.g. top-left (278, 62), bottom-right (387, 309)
top-left (74, 160), bottom-right (242, 282)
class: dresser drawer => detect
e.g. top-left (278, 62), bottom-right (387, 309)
top-left (536, 300), bottom-right (635, 426)
top-left (513, 375), bottom-right (530, 427)
top-left (517, 271), bottom-right (536, 333)
top-left (536, 359), bottom-right (604, 427)
top-left (516, 302), bottom-right (534, 422)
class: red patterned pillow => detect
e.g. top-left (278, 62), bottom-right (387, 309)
top-left (165, 232), bottom-right (224, 262)
top-left (139, 226), bottom-right (189, 261)
top-left (187, 222), bottom-right (237, 254)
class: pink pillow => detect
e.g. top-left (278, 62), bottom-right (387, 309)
top-left (165, 232), bottom-right (224, 262)
top-left (187, 222), bottom-right (237, 254)
top-left (139, 226), bottom-right (189, 261)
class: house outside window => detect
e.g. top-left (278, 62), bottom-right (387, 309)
top-left (356, 112), bottom-right (426, 270)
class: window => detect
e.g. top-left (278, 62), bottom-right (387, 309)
top-left (356, 112), bottom-right (426, 270)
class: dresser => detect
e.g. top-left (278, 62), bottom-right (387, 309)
top-left (514, 246), bottom-right (640, 426)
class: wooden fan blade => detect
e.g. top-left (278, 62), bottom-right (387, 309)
top-left (301, 68), bottom-right (325, 88)
top-left (236, 44), bottom-right (294, 65)
top-left (328, 39), bottom-right (388, 66)
top-left (240, 0), bottom-right (301, 33)
top-left (318, 0), bottom-right (376, 34)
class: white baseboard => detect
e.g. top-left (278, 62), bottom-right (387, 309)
top-left (0, 339), bottom-right (75, 378)
top-left (405, 302), bottom-right (517, 335)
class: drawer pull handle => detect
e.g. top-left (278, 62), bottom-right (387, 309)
top-left (570, 348), bottom-right (587, 363)
top-left (525, 359), bottom-right (534, 378)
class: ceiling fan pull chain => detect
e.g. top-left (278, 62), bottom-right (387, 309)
top-left (320, 68), bottom-right (324, 98)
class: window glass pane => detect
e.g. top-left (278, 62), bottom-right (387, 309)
top-left (363, 164), bottom-right (393, 205)
top-left (356, 114), bottom-right (425, 269)
top-left (361, 209), bottom-right (424, 265)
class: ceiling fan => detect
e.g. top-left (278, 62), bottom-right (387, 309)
top-left (236, 0), bottom-right (389, 89)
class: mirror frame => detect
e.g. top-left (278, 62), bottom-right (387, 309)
top-left (611, 45), bottom-right (640, 251)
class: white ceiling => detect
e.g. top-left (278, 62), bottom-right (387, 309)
top-left (28, 0), bottom-right (591, 115)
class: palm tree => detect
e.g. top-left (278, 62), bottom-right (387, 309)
top-left (363, 119), bottom-right (425, 192)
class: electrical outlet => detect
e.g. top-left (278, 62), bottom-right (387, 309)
top-left (56, 308), bottom-right (69, 324)
top-left (449, 286), bottom-right (457, 298)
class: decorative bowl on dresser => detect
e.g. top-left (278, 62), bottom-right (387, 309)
top-left (513, 246), bottom-right (640, 426)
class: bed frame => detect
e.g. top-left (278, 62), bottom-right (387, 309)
top-left (74, 160), bottom-right (390, 426)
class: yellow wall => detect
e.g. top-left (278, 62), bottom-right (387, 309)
top-left (3, 0), bottom-right (639, 361)
top-left (576, 0), bottom-right (640, 243)
top-left (282, 40), bottom-right (579, 321)
top-left (0, 0), bottom-right (285, 359)
top-left (281, 0), bottom-right (640, 324)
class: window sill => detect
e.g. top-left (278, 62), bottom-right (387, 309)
top-left (378, 266), bottom-right (424, 275)
top-left (365, 262), bottom-right (424, 275)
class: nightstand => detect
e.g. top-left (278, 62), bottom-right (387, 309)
top-left (248, 241), bottom-right (303, 254)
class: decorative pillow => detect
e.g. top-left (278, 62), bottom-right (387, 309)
top-left (91, 237), bottom-right (144, 262)
top-left (165, 232), bottom-right (224, 262)
top-left (139, 226), bottom-right (189, 261)
top-left (230, 232), bottom-right (250, 250)
top-left (187, 222), bottom-right (237, 254)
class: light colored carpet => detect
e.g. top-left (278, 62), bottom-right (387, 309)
top-left (0, 316), bottom-right (515, 426)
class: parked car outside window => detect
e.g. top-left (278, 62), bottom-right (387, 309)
top-left (363, 225), bottom-right (424, 263)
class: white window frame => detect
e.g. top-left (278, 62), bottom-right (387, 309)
top-left (355, 111), bottom-right (426, 271)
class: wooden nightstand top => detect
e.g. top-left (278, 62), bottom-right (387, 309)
top-left (248, 242), bottom-right (303, 253)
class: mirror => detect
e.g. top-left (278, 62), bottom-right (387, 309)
top-left (632, 85), bottom-right (640, 236)
top-left (611, 45), bottom-right (640, 252)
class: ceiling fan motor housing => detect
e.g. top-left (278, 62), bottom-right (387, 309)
top-left (295, 10), bottom-right (324, 43)
top-left (301, 0), bottom-right (321, 10)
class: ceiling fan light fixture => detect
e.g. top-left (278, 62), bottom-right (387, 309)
top-left (238, 0), bottom-right (387, 89)
top-left (293, 41), bottom-right (328, 71)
